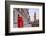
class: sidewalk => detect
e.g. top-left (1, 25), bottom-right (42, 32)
top-left (13, 24), bottom-right (32, 28)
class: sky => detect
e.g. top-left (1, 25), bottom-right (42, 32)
top-left (28, 8), bottom-right (39, 22)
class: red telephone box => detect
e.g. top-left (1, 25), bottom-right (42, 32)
top-left (18, 16), bottom-right (23, 28)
